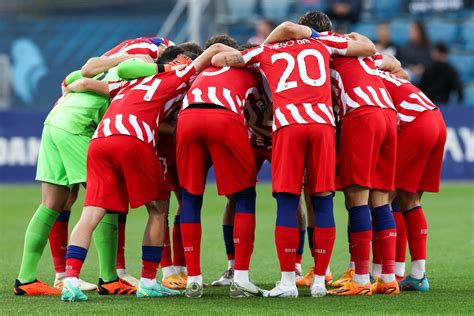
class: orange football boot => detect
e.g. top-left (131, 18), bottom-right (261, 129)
top-left (162, 274), bottom-right (186, 289)
top-left (331, 268), bottom-right (354, 287)
top-left (328, 279), bottom-right (372, 296)
top-left (13, 279), bottom-right (61, 296)
top-left (371, 278), bottom-right (400, 294)
top-left (97, 278), bottom-right (136, 295)
top-left (296, 267), bottom-right (334, 287)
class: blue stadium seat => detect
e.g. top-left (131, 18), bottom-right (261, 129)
top-left (390, 19), bottom-right (410, 46)
top-left (449, 53), bottom-right (474, 83)
top-left (373, 0), bottom-right (401, 19)
top-left (461, 20), bottom-right (474, 50)
top-left (261, 0), bottom-right (292, 21)
top-left (351, 22), bottom-right (377, 41)
top-left (426, 20), bottom-right (458, 45)
top-left (299, 0), bottom-right (327, 13)
top-left (226, 0), bottom-right (257, 20)
top-left (464, 84), bottom-right (474, 106)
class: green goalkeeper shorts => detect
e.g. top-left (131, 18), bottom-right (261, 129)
top-left (36, 125), bottom-right (90, 187)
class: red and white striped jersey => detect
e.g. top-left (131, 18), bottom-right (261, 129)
top-left (244, 87), bottom-right (273, 148)
top-left (241, 32), bottom-right (349, 131)
top-left (182, 66), bottom-right (262, 120)
top-left (92, 63), bottom-right (195, 147)
top-left (102, 36), bottom-right (174, 60)
top-left (377, 70), bottom-right (437, 127)
top-left (330, 55), bottom-right (396, 121)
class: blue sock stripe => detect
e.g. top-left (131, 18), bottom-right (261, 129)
top-left (372, 204), bottom-right (397, 231)
top-left (174, 215), bottom-right (181, 225)
top-left (222, 225), bottom-right (235, 255)
top-left (347, 223), bottom-right (351, 242)
top-left (142, 246), bottom-right (163, 263)
top-left (275, 193), bottom-right (299, 228)
top-left (307, 226), bottom-right (314, 249)
top-left (180, 189), bottom-right (203, 224)
top-left (297, 229), bottom-right (306, 255)
top-left (65, 245), bottom-right (88, 261)
top-left (348, 205), bottom-right (372, 232)
top-left (56, 210), bottom-right (71, 222)
top-left (234, 187), bottom-right (256, 214)
top-left (311, 195), bottom-right (335, 228)
top-left (118, 213), bottom-right (127, 223)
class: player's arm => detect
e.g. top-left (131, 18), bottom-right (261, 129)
top-left (65, 78), bottom-right (109, 96)
top-left (117, 58), bottom-right (158, 80)
top-left (81, 54), bottom-right (154, 78)
top-left (393, 68), bottom-right (409, 80)
top-left (193, 43), bottom-right (238, 72)
top-left (263, 21), bottom-right (318, 44)
top-left (376, 53), bottom-right (402, 73)
top-left (344, 32), bottom-right (377, 57)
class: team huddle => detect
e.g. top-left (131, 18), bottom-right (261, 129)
top-left (13, 11), bottom-right (446, 301)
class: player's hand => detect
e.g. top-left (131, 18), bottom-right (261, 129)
top-left (133, 54), bottom-right (154, 63)
top-left (343, 32), bottom-right (362, 41)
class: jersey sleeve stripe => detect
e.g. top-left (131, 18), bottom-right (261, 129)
top-left (243, 46), bottom-right (264, 64)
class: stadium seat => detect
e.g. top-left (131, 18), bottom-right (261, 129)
top-left (373, 0), bottom-right (401, 19)
top-left (261, 0), bottom-right (292, 20)
top-left (461, 20), bottom-right (474, 50)
top-left (426, 20), bottom-right (458, 45)
top-left (389, 19), bottom-right (410, 46)
top-left (449, 53), bottom-right (474, 83)
top-left (226, 0), bottom-right (257, 20)
top-left (464, 84), bottom-right (474, 106)
top-left (351, 22), bottom-right (377, 41)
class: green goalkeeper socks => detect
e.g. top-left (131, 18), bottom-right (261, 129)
top-left (18, 204), bottom-right (59, 283)
top-left (93, 213), bottom-right (119, 282)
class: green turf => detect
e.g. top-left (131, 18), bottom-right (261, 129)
top-left (0, 183), bottom-right (473, 315)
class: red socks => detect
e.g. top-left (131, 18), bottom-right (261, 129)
top-left (65, 258), bottom-right (83, 278)
top-left (393, 211), bottom-right (407, 263)
top-left (275, 226), bottom-right (299, 271)
top-left (350, 230), bottom-right (372, 275)
top-left (376, 228), bottom-right (397, 274)
top-left (49, 210), bottom-right (70, 273)
top-left (172, 215), bottom-right (185, 267)
top-left (161, 224), bottom-right (173, 268)
top-left (313, 227), bottom-right (336, 275)
top-left (116, 215), bottom-right (127, 270)
top-left (404, 207), bottom-right (428, 260)
top-left (142, 260), bottom-right (159, 279)
top-left (181, 223), bottom-right (202, 276)
top-left (233, 213), bottom-right (255, 270)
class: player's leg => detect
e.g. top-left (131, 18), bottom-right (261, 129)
top-left (136, 200), bottom-right (182, 298)
top-left (50, 184), bottom-right (78, 287)
top-left (172, 188), bottom-right (187, 277)
top-left (211, 197), bottom-right (236, 286)
top-left (391, 195), bottom-right (407, 281)
top-left (176, 109), bottom-right (209, 298)
top-left (264, 125), bottom-right (307, 298)
top-left (295, 200), bottom-right (306, 279)
top-left (15, 126), bottom-right (70, 296)
top-left (115, 214), bottom-right (138, 285)
top-left (207, 112), bottom-right (259, 297)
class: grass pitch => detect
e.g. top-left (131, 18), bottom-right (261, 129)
top-left (0, 183), bottom-right (473, 315)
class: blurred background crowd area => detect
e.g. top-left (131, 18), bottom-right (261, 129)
top-left (1, 0), bottom-right (474, 110)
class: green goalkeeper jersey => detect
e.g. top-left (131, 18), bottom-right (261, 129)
top-left (43, 68), bottom-right (120, 137)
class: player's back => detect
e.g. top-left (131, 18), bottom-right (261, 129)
top-left (330, 56), bottom-right (395, 118)
top-left (183, 66), bottom-right (261, 119)
top-left (377, 70), bottom-right (437, 125)
top-left (243, 36), bottom-right (346, 130)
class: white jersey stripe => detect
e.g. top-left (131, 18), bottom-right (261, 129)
top-left (418, 91), bottom-right (436, 107)
top-left (243, 45), bottom-right (264, 64)
top-left (399, 101), bottom-right (429, 112)
top-left (398, 113), bottom-right (416, 122)
top-left (318, 103), bottom-right (336, 126)
top-left (379, 88), bottom-right (396, 110)
top-left (353, 87), bottom-right (373, 105)
top-left (275, 107), bottom-right (289, 128)
top-left (191, 88), bottom-right (204, 103)
top-left (129, 115), bottom-right (144, 141)
top-left (367, 86), bottom-right (387, 108)
top-left (223, 88), bottom-right (238, 113)
top-left (143, 121), bottom-right (154, 145)
top-left (208, 87), bottom-right (223, 106)
top-left (303, 103), bottom-right (326, 124)
top-left (410, 93), bottom-right (436, 110)
top-left (103, 118), bottom-right (111, 137)
top-left (115, 114), bottom-right (131, 135)
top-left (287, 104), bottom-right (307, 124)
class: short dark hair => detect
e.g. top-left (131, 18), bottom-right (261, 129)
top-left (205, 35), bottom-right (239, 49)
top-left (239, 43), bottom-right (258, 51)
top-left (157, 46), bottom-right (186, 64)
top-left (178, 41), bottom-right (204, 56)
top-left (433, 42), bottom-right (449, 54)
top-left (298, 11), bottom-right (332, 32)
top-left (182, 51), bottom-right (199, 60)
